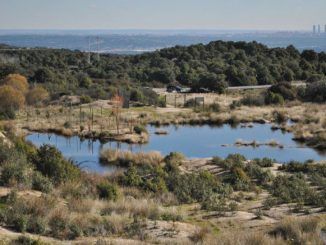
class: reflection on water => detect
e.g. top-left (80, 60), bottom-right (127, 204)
top-left (26, 124), bottom-right (326, 173)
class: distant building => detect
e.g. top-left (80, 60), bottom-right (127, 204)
top-left (325, 25), bottom-right (326, 33)
top-left (318, 25), bottom-right (321, 34)
top-left (313, 25), bottom-right (316, 34)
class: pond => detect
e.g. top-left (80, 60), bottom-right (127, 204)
top-left (26, 124), bottom-right (326, 173)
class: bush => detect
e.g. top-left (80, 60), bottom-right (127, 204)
top-left (63, 121), bottom-right (71, 129)
top-left (133, 125), bottom-right (147, 135)
top-left (252, 158), bottom-right (274, 168)
top-left (27, 217), bottom-right (47, 235)
top-left (33, 145), bottom-right (81, 185)
top-left (129, 89), bottom-right (144, 102)
top-left (48, 210), bottom-right (69, 239)
top-left (265, 91), bottom-right (284, 105)
top-left (2, 74), bottom-right (29, 94)
top-left (26, 86), bottom-right (49, 106)
top-left (272, 110), bottom-right (287, 123)
top-left (80, 95), bottom-right (92, 104)
top-left (32, 171), bottom-right (53, 193)
top-left (0, 85), bottom-right (25, 114)
top-left (97, 182), bottom-right (119, 201)
top-left (0, 155), bottom-right (33, 189)
top-left (304, 80), bottom-right (326, 102)
top-left (0, 107), bottom-right (16, 119)
top-left (270, 174), bottom-right (316, 205)
top-left (13, 215), bottom-right (29, 232)
top-left (241, 93), bottom-right (265, 106)
top-left (164, 152), bottom-right (185, 166)
top-left (268, 82), bottom-right (297, 101)
top-left (166, 171), bottom-right (221, 204)
top-left (201, 194), bottom-right (228, 213)
top-left (12, 236), bottom-right (46, 245)
top-left (206, 103), bottom-right (221, 112)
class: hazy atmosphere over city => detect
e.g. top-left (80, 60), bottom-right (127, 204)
top-left (0, 0), bottom-right (326, 30)
top-left (0, 1), bottom-right (325, 244)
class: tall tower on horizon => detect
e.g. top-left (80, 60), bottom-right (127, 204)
top-left (318, 24), bottom-right (321, 34)
top-left (313, 25), bottom-right (316, 34)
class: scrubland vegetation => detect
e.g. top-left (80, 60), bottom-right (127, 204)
top-left (0, 40), bottom-right (325, 243)
top-left (0, 128), bottom-right (325, 243)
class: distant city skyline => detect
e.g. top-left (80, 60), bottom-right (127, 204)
top-left (0, 0), bottom-right (326, 30)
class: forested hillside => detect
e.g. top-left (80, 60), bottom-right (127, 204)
top-left (0, 41), bottom-right (326, 97)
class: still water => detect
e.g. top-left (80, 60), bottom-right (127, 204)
top-left (26, 124), bottom-right (325, 173)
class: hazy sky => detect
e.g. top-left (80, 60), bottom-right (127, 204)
top-left (0, 0), bottom-right (325, 30)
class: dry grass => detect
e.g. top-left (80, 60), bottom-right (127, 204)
top-left (101, 196), bottom-right (184, 222)
top-left (100, 149), bottom-right (163, 167)
top-left (215, 231), bottom-right (286, 245)
top-left (102, 197), bottom-right (161, 219)
top-left (269, 216), bottom-right (324, 244)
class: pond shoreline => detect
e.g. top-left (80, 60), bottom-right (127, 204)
top-left (25, 122), bottom-right (325, 173)
top-left (22, 118), bottom-right (325, 154)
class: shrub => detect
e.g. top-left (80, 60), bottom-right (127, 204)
top-left (270, 174), bottom-right (315, 205)
top-left (230, 100), bottom-right (241, 110)
top-left (241, 93), bottom-right (265, 106)
top-left (272, 110), bottom-right (287, 123)
top-left (26, 86), bottom-right (49, 106)
top-left (27, 217), bottom-right (47, 235)
top-left (268, 82), bottom-right (297, 101)
top-left (0, 107), bottom-right (16, 119)
top-left (12, 236), bottom-right (46, 245)
top-left (2, 74), bottom-right (29, 94)
top-left (0, 155), bottom-right (33, 189)
top-left (80, 95), bottom-right (92, 104)
top-left (190, 227), bottom-right (210, 244)
top-left (263, 196), bottom-right (278, 209)
top-left (201, 194), bottom-right (228, 213)
top-left (32, 171), bottom-right (53, 193)
top-left (270, 221), bottom-right (300, 242)
top-left (157, 96), bottom-right (166, 107)
top-left (166, 171), bottom-right (221, 204)
top-left (252, 158), bottom-right (274, 168)
top-left (97, 182), bottom-right (119, 201)
top-left (13, 215), bottom-right (29, 232)
top-left (164, 152), bottom-right (185, 166)
top-left (0, 85), bottom-right (25, 114)
top-left (33, 145), bottom-right (81, 185)
top-left (265, 91), bottom-right (285, 105)
top-left (304, 80), bottom-right (326, 102)
top-left (129, 89), bottom-right (144, 102)
top-left (211, 156), bottom-right (224, 166)
top-left (63, 121), bottom-right (71, 129)
top-left (133, 125), bottom-right (147, 135)
top-left (48, 209), bottom-right (70, 239)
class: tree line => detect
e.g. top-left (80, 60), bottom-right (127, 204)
top-left (0, 40), bottom-right (326, 97)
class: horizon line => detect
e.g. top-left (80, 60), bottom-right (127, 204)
top-left (0, 28), bottom-right (313, 32)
